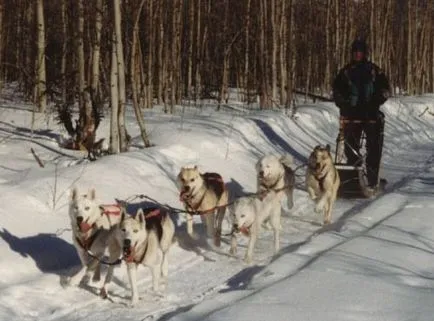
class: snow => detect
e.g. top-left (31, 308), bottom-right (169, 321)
top-left (1, 90), bottom-right (434, 321)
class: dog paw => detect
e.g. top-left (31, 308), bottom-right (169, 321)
top-left (92, 274), bottom-right (101, 283)
top-left (100, 287), bottom-right (108, 299)
top-left (261, 221), bottom-right (272, 230)
top-left (323, 219), bottom-right (331, 225)
top-left (188, 232), bottom-right (200, 241)
top-left (314, 204), bottom-right (323, 214)
top-left (213, 236), bottom-right (221, 247)
top-left (65, 276), bottom-right (82, 287)
top-left (287, 200), bottom-right (294, 210)
top-left (243, 255), bottom-right (253, 264)
top-left (60, 276), bottom-right (71, 288)
top-left (229, 247), bottom-right (237, 256)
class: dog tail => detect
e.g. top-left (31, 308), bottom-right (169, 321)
top-left (279, 154), bottom-right (293, 167)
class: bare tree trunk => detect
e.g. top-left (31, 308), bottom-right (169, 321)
top-left (77, 0), bottom-right (85, 96)
top-left (0, 0), bottom-right (3, 91)
top-left (35, 0), bottom-right (46, 113)
top-left (407, 0), bottom-right (413, 94)
top-left (60, 0), bottom-right (67, 103)
top-left (270, 0), bottom-right (277, 102)
top-left (259, 0), bottom-right (271, 109)
top-left (370, 0), bottom-right (375, 62)
top-left (304, 0), bottom-right (312, 103)
top-left (341, 0), bottom-right (349, 66)
top-left (131, 0), bottom-right (151, 147)
top-left (324, 0), bottom-right (331, 90)
top-left (91, 0), bottom-right (103, 99)
top-left (279, 0), bottom-right (287, 104)
top-left (110, 30), bottom-right (119, 154)
top-left (243, 0), bottom-right (251, 103)
top-left (113, 0), bottom-right (128, 151)
top-left (147, 0), bottom-right (154, 109)
top-left (172, 0), bottom-right (182, 108)
top-left (194, 0), bottom-right (202, 101)
top-left (218, 0), bottom-right (229, 108)
top-left (428, 0), bottom-right (434, 93)
top-left (286, 0), bottom-right (296, 113)
top-left (186, 0), bottom-right (194, 97)
top-left (334, 0), bottom-right (340, 71)
top-left (156, 0), bottom-right (164, 104)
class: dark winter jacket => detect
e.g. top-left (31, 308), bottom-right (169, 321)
top-left (332, 60), bottom-right (390, 119)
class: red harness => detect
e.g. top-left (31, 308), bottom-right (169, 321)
top-left (99, 204), bottom-right (122, 216)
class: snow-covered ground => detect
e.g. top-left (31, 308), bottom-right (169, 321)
top-left (1, 91), bottom-right (434, 321)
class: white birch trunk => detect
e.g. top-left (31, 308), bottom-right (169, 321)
top-left (113, 0), bottom-right (128, 151)
top-left (36, 0), bottom-right (46, 113)
top-left (110, 31), bottom-right (119, 154)
top-left (91, 0), bottom-right (103, 97)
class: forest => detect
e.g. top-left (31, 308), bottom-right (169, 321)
top-left (0, 0), bottom-right (432, 153)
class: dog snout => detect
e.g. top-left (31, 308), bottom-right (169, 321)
top-left (258, 170), bottom-right (264, 177)
top-left (183, 185), bottom-right (190, 192)
top-left (123, 239), bottom-right (131, 247)
top-left (76, 216), bottom-right (84, 224)
top-left (232, 223), bottom-right (239, 231)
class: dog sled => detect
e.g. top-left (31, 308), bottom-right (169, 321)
top-left (334, 117), bottom-right (386, 198)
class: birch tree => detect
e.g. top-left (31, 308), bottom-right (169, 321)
top-left (131, 0), bottom-right (151, 147)
top-left (113, 0), bottom-right (128, 152)
top-left (35, 0), bottom-right (46, 113)
top-left (109, 30), bottom-right (119, 154)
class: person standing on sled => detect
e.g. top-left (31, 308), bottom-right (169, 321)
top-left (332, 38), bottom-right (390, 193)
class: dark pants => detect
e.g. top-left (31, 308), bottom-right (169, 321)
top-left (343, 112), bottom-right (385, 186)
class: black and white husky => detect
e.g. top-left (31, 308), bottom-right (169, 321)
top-left (116, 206), bottom-right (175, 306)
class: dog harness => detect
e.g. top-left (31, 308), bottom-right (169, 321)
top-left (75, 228), bottom-right (102, 251)
top-left (180, 172), bottom-right (226, 215)
top-left (123, 240), bottom-right (149, 264)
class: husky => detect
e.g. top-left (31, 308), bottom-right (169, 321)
top-left (305, 144), bottom-right (340, 225)
top-left (256, 154), bottom-right (295, 231)
top-left (66, 187), bottom-right (122, 298)
top-left (229, 190), bottom-right (281, 263)
top-left (256, 154), bottom-right (295, 210)
top-left (177, 166), bottom-right (228, 247)
top-left (116, 207), bottom-right (175, 306)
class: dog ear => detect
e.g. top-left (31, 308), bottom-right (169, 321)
top-left (280, 154), bottom-right (293, 167)
top-left (88, 188), bottom-right (96, 200)
top-left (194, 165), bottom-right (198, 170)
top-left (325, 144), bottom-right (331, 152)
top-left (71, 187), bottom-right (78, 201)
top-left (136, 208), bottom-right (146, 226)
top-left (121, 206), bottom-right (126, 222)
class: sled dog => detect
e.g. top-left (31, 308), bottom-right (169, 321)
top-left (117, 207), bottom-right (175, 306)
top-left (305, 144), bottom-right (340, 225)
top-left (256, 154), bottom-right (295, 231)
top-left (229, 190), bottom-right (281, 263)
top-left (67, 187), bottom-right (122, 298)
top-left (177, 166), bottom-right (228, 247)
top-left (256, 154), bottom-right (295, 210)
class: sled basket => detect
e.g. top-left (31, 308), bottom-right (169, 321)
top-left (335, 163), bottom-right (369, 198)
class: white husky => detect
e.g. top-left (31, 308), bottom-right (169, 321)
top-left (229, 190), bottom-right (281, 263)
top-left (256, 154), bottom-right (295, 211)
top-left (67, 187), bottom-right (122, 298)
top-left (116, 207), bottom-right (175, 306)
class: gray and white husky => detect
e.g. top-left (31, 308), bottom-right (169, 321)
top-left (116, 206), bottom-right (175, 306)
top-left (66, 187), bottom-right (122, 298)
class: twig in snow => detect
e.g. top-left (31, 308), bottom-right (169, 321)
top-left (30, 148), bottom-right (45, 168)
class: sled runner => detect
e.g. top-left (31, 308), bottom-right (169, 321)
top-left (334, 117), bottom-right (386, 198)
